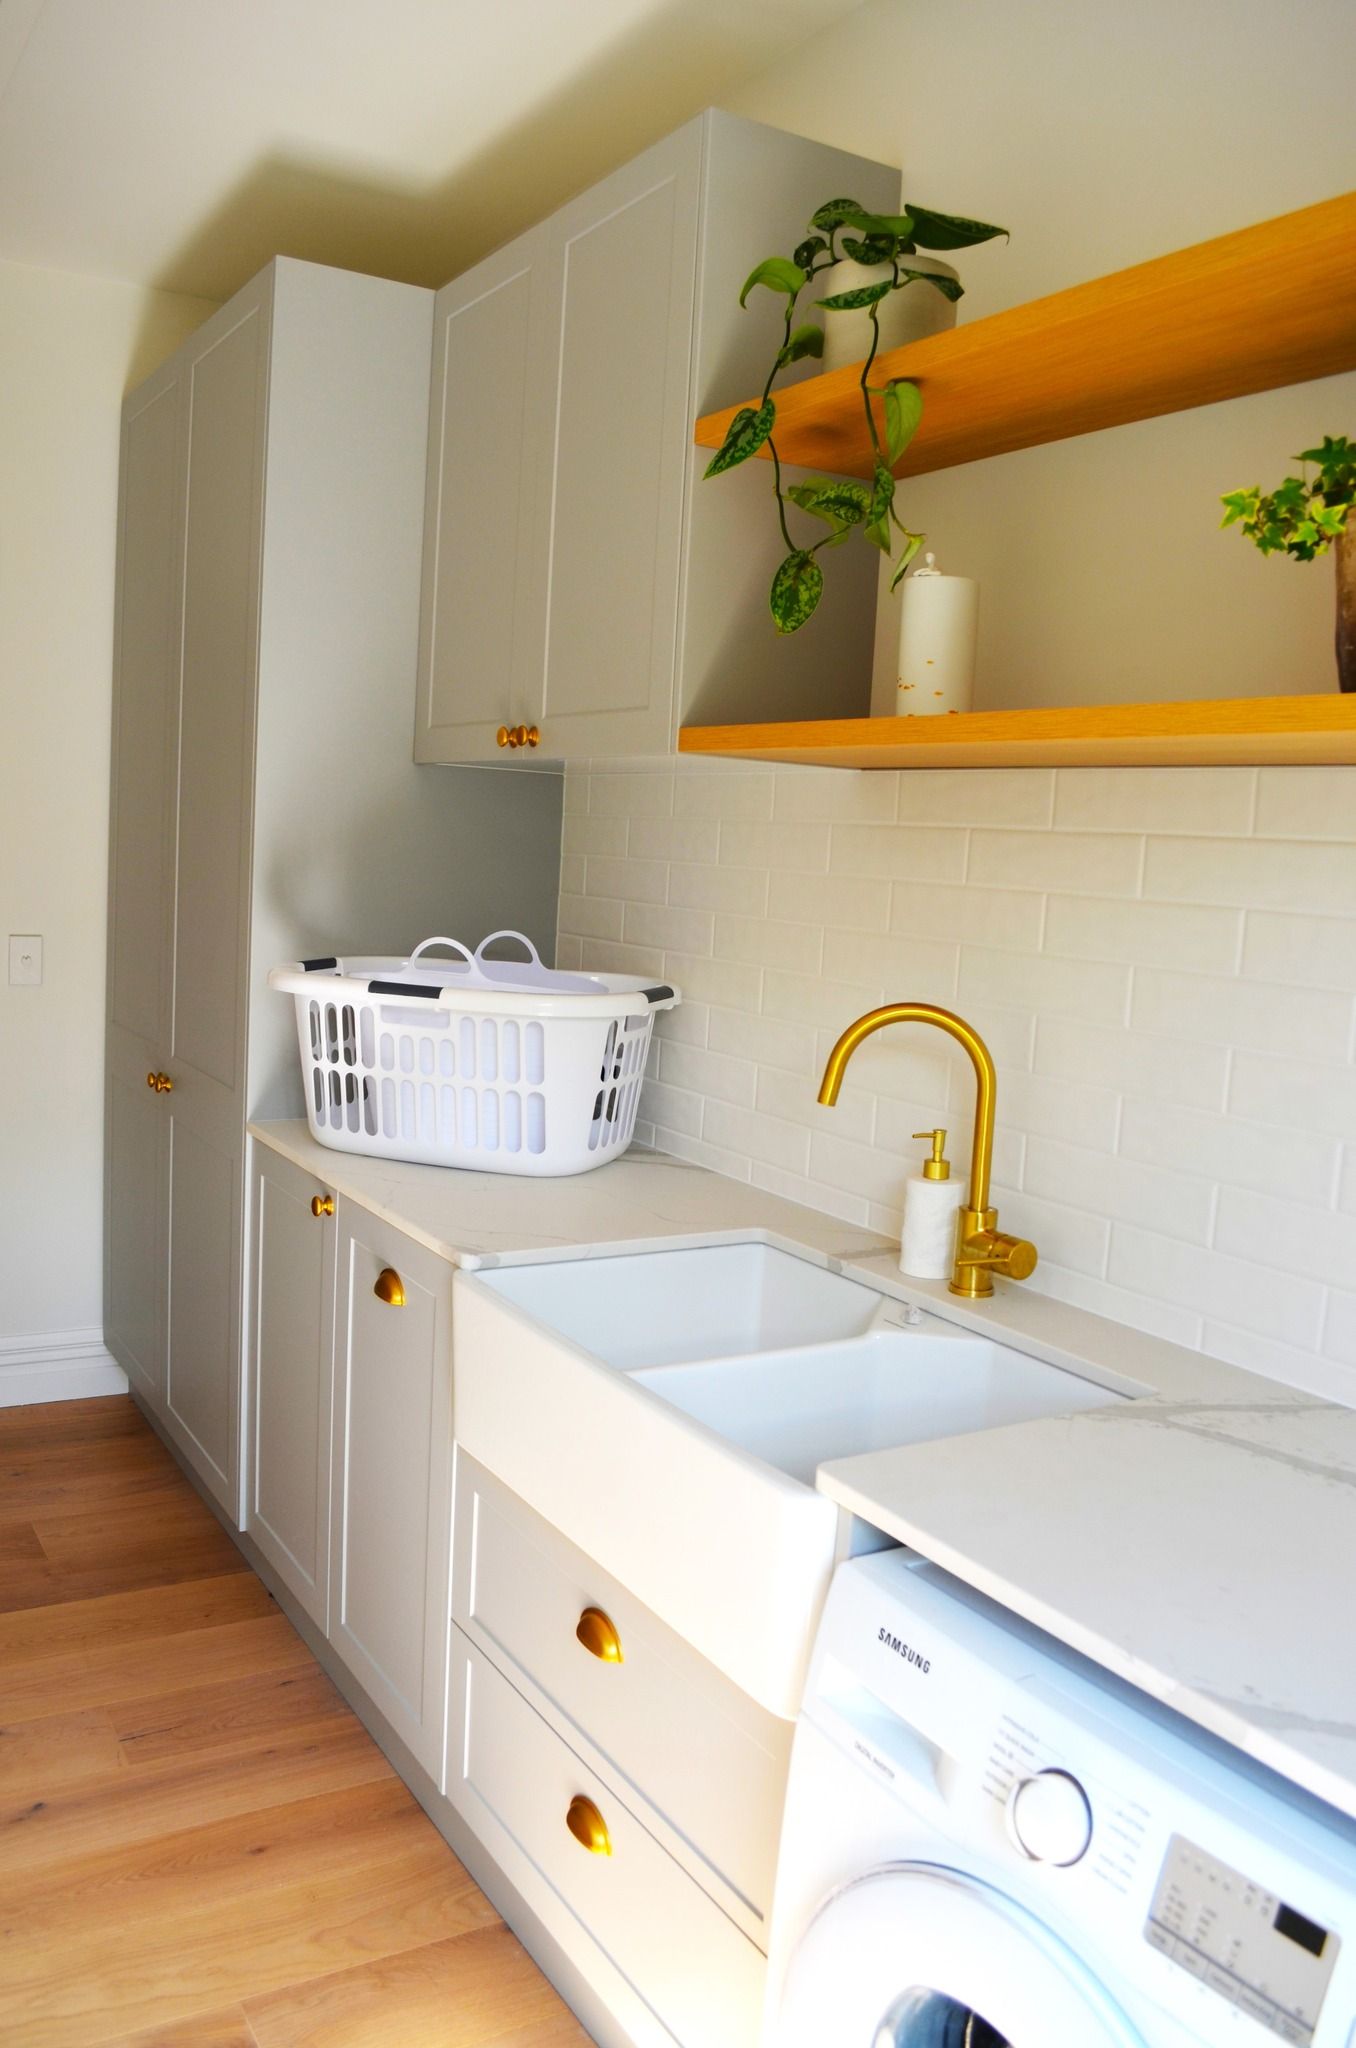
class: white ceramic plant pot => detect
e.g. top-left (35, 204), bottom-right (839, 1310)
top-left (818, 254), bottom-right (959, 373)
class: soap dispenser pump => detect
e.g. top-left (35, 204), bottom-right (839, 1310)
top-left (900, 1126), bottom-right (967, 1279)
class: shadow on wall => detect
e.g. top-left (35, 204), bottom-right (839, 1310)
top-left (143, 0), bottom-right (864, 307)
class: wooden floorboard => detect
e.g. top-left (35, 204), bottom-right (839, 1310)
top-left (0, 1397), bottom-right (592, 2048)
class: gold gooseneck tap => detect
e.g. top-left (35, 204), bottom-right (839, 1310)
top-left (817, 1003), bottom-right (1037, 1299)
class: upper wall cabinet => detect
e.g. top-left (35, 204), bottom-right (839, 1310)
top-left (414, 111), bottom-right (901, 767)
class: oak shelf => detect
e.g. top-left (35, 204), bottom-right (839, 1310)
top-left (693, 192), bottom-right (1356, 481)
top-left (677, 695), bottom-right (1356, 771)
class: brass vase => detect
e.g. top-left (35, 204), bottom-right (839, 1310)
top-left (1338, 506), bottom-right (1356, 694)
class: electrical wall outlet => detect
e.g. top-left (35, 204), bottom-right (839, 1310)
top-left (8, 935), bottom-right (42, 985)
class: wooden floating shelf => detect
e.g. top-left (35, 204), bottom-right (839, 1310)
top-left (694, 192), bottom-right (1356, 481)
top-left (678, 695), bottom-right (1356, 771)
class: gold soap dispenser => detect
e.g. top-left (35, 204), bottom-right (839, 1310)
top-left (900, 1127), bottom-right (967, 1279)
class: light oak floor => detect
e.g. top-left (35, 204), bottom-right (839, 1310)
top-left (0, 1396), bottom-right (592, 2048)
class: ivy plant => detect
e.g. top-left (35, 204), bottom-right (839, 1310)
top-left (704, 196), bottom-right (1006, 634)
top-left (1221, 436), bottom-right (1356, 559)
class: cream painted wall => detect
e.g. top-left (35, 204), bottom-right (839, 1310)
top-left (725, 0), bottom-right (1356, 708)
top-left (0, 261), bottom-right (215, 1377)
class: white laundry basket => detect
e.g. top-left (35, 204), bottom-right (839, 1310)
top-left (269, 933), bottom-right (680, 1176)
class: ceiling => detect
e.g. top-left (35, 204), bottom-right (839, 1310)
top-left (0, 0), bottom-right (864, 304)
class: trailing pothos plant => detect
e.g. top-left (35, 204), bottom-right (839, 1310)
top-left (704, 196), bottom-right (1006, 634)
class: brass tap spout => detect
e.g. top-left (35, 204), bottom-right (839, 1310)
top-left (817, 1003), bottom-right (1037, 1299)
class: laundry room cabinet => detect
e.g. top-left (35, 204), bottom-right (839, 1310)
top-left (104, 255), bottom-right (561, 1522)
top-left (246, 1148), bottom-right (453, 1783)
top-left (414, 109), bottom-right (900, 766)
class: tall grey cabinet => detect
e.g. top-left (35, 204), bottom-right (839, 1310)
top-left (104, 257), bottom-right (562, 1520)
top-left (414, 110), bottom-right (901, 765)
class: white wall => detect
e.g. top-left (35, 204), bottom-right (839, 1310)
top-left (558, 755), bottom-right (1356, 1403)
top-left (724, 0), bottom-right (1356, 708)
top-left (0, 260), bottom-right (215, 1397)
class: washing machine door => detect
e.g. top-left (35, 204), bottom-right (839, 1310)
top-left (777, 1862), bottom-right (1147, 2048)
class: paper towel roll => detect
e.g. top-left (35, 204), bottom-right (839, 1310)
top-left (900, 1173), bottom-right (965, 1279)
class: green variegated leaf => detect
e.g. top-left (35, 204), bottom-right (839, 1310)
top-left (776, 323), bottom-right (825, 369)
top-left (793, 234), bottom-right (829, 269)
top-left (841, 233), bottom-right (899, 265)
top-left (816, 279), bottom-right (893, 312)
top-left (889, 530), bottom-right (927, 590)
top-left (898, 266), bottom-right (965, 303)
top-left (786, 479), bottom-right (871, 530)
top-left (738, 257), bottom-right (807, 307)
top-left (904, 203), bottom-right (1008, 250)
top-left (769, 551), bottom-right (824, 634)
top-left (703, 400), bottom-right (775, 478)
top-left (869, 461), bottom-right (895, 522)
top-left (882, 379), bottom-right (923, 464)
top-left (809, 196), bottom-right (875, 233)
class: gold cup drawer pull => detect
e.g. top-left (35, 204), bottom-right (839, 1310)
top-left (311, 1194), bottom-right (334, 1219)
top-left (373, 1267), bottom-right (406, 1307)
top-left (576, 1606), bottom-right (624, 1665)
top-left (565, 1794), bottom-right (612, 1857)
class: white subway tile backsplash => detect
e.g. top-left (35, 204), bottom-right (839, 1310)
top-left (1228, 1052), bottom-right (1356, 1144)
top-left (1044, 895), bottom-right (1242, 973)
top-left (897, 768), bottom-right (1054, 828)
top-left (1033, 1014), bottom-right (1227, 1111)
top-left (1024, 1136), bottom-right (1215, 1243)
top-left (959, 945), bottom-right (1131, 1025)
top-left (1241, 911), bottom-right (1356, 993)
top-left (891, 881), bottom-right (1045, 951)
top-left (1129, 967), bottom-right (1355, 1062)
top-left (1106, 1226), bottom-right (1325, 1346)
top-left (767, 870), bottom-right (892, 932)
top-left (562, 758), bottom-right (1356, 1400)
top-left (1254, 766), bottom-right (1356, 842)
top-left (829, 823), bottom-right (968, 882)
top-left (1119, 1098), bottom-right (1337, 1203)
top-left (715, 913), bottom-right (823, 974)
top-left (719, 819), bottom-right (831, 871)
top-left (968, 829), bottom-right (1143, 897)
top-left (667, 862), bottom-right (769, 915)
top-left (1143, 835), bottom-right (1356, 915)
top-left (1053, 766), bottom-right (1256, 836)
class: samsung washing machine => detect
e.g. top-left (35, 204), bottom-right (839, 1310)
top-left (765, 1549), bottom-right (1356, 2047)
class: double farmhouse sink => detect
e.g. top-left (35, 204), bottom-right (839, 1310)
top-left (453, 1242), bottom-right (1127, 1716)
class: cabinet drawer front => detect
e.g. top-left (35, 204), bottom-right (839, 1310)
top-left (453, 1453), bottom-right (789, 1936)
top-left (452, 1632), bottom-right (763, 2048)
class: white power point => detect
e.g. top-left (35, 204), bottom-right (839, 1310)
top-left (8, 935), bottom-right (42, 986)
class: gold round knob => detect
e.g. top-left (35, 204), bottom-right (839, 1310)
top-left (496, 724), bottom-right (515, 748)
top-left (147, 1072), bottom-right (173, 1093)
top-left (576, 1606), bottom-right (624, 1664)
top-left (147, 1071), bottom-right (158, 1090)
top-left (311, 1194), bottom-right (335, 1219)
top-left (565, 1794), bottom-right (612, 1857)
top-left (373, 1267), bottom-right (406, 1307)
top-left (523, 725), bottom-right (540, 748)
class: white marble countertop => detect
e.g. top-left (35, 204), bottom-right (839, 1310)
top-left (252, 1118), bottom-right (1356, 1822)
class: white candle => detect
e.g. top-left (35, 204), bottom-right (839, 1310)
top-left (894, 552), bottom-right (978, 716)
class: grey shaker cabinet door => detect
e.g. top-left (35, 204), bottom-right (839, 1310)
top-left (414, 225), bottom-right (557, 763)
top-left (247, 1146), bottom-right (336, 1632)
top-left (533, 123), bottom-right (701, 757)
top-left (328, 1205), bottom-right (453, 1783)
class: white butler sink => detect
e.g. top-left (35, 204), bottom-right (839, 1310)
top-left (452, 1240), bottom-right (1127, 1718)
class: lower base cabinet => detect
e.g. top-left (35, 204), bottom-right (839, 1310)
top-left (246, 1145), bottom-right (452, 1784)
top-left (246, 1141), bottom-right (784, 2046)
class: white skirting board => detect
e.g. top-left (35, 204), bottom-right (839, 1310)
top-left (0, 1328), bottom-right (128, 1407)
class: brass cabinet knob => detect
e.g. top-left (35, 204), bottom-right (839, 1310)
top-left (496, 723), bottom-right (540, 750)
top-left (496, 724), bottom-right (514, 748)
top-left (311, 1193), bottom-right (334, 1218)
top-left (147, 1071), bottom-right (173, 1093)
top-left (373, 1267), bottom-right (406, 1307)
top-left (576, 1606), bottom-right (624, 1665)
top-left (147, 1071), bottom-right (158, 1090)
top-left (565, 1794), bottom-right (612, 1857)
top-left (521, 725), bottom-right (540, 748)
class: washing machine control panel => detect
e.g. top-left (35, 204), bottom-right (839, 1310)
top-left (1144, 1832), bottom-right (1339, 2045)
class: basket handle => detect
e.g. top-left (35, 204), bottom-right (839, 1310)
top-left (407, 936), bottom-right (476, 970)
top-left (473, 930), bottom-right (542, 970)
